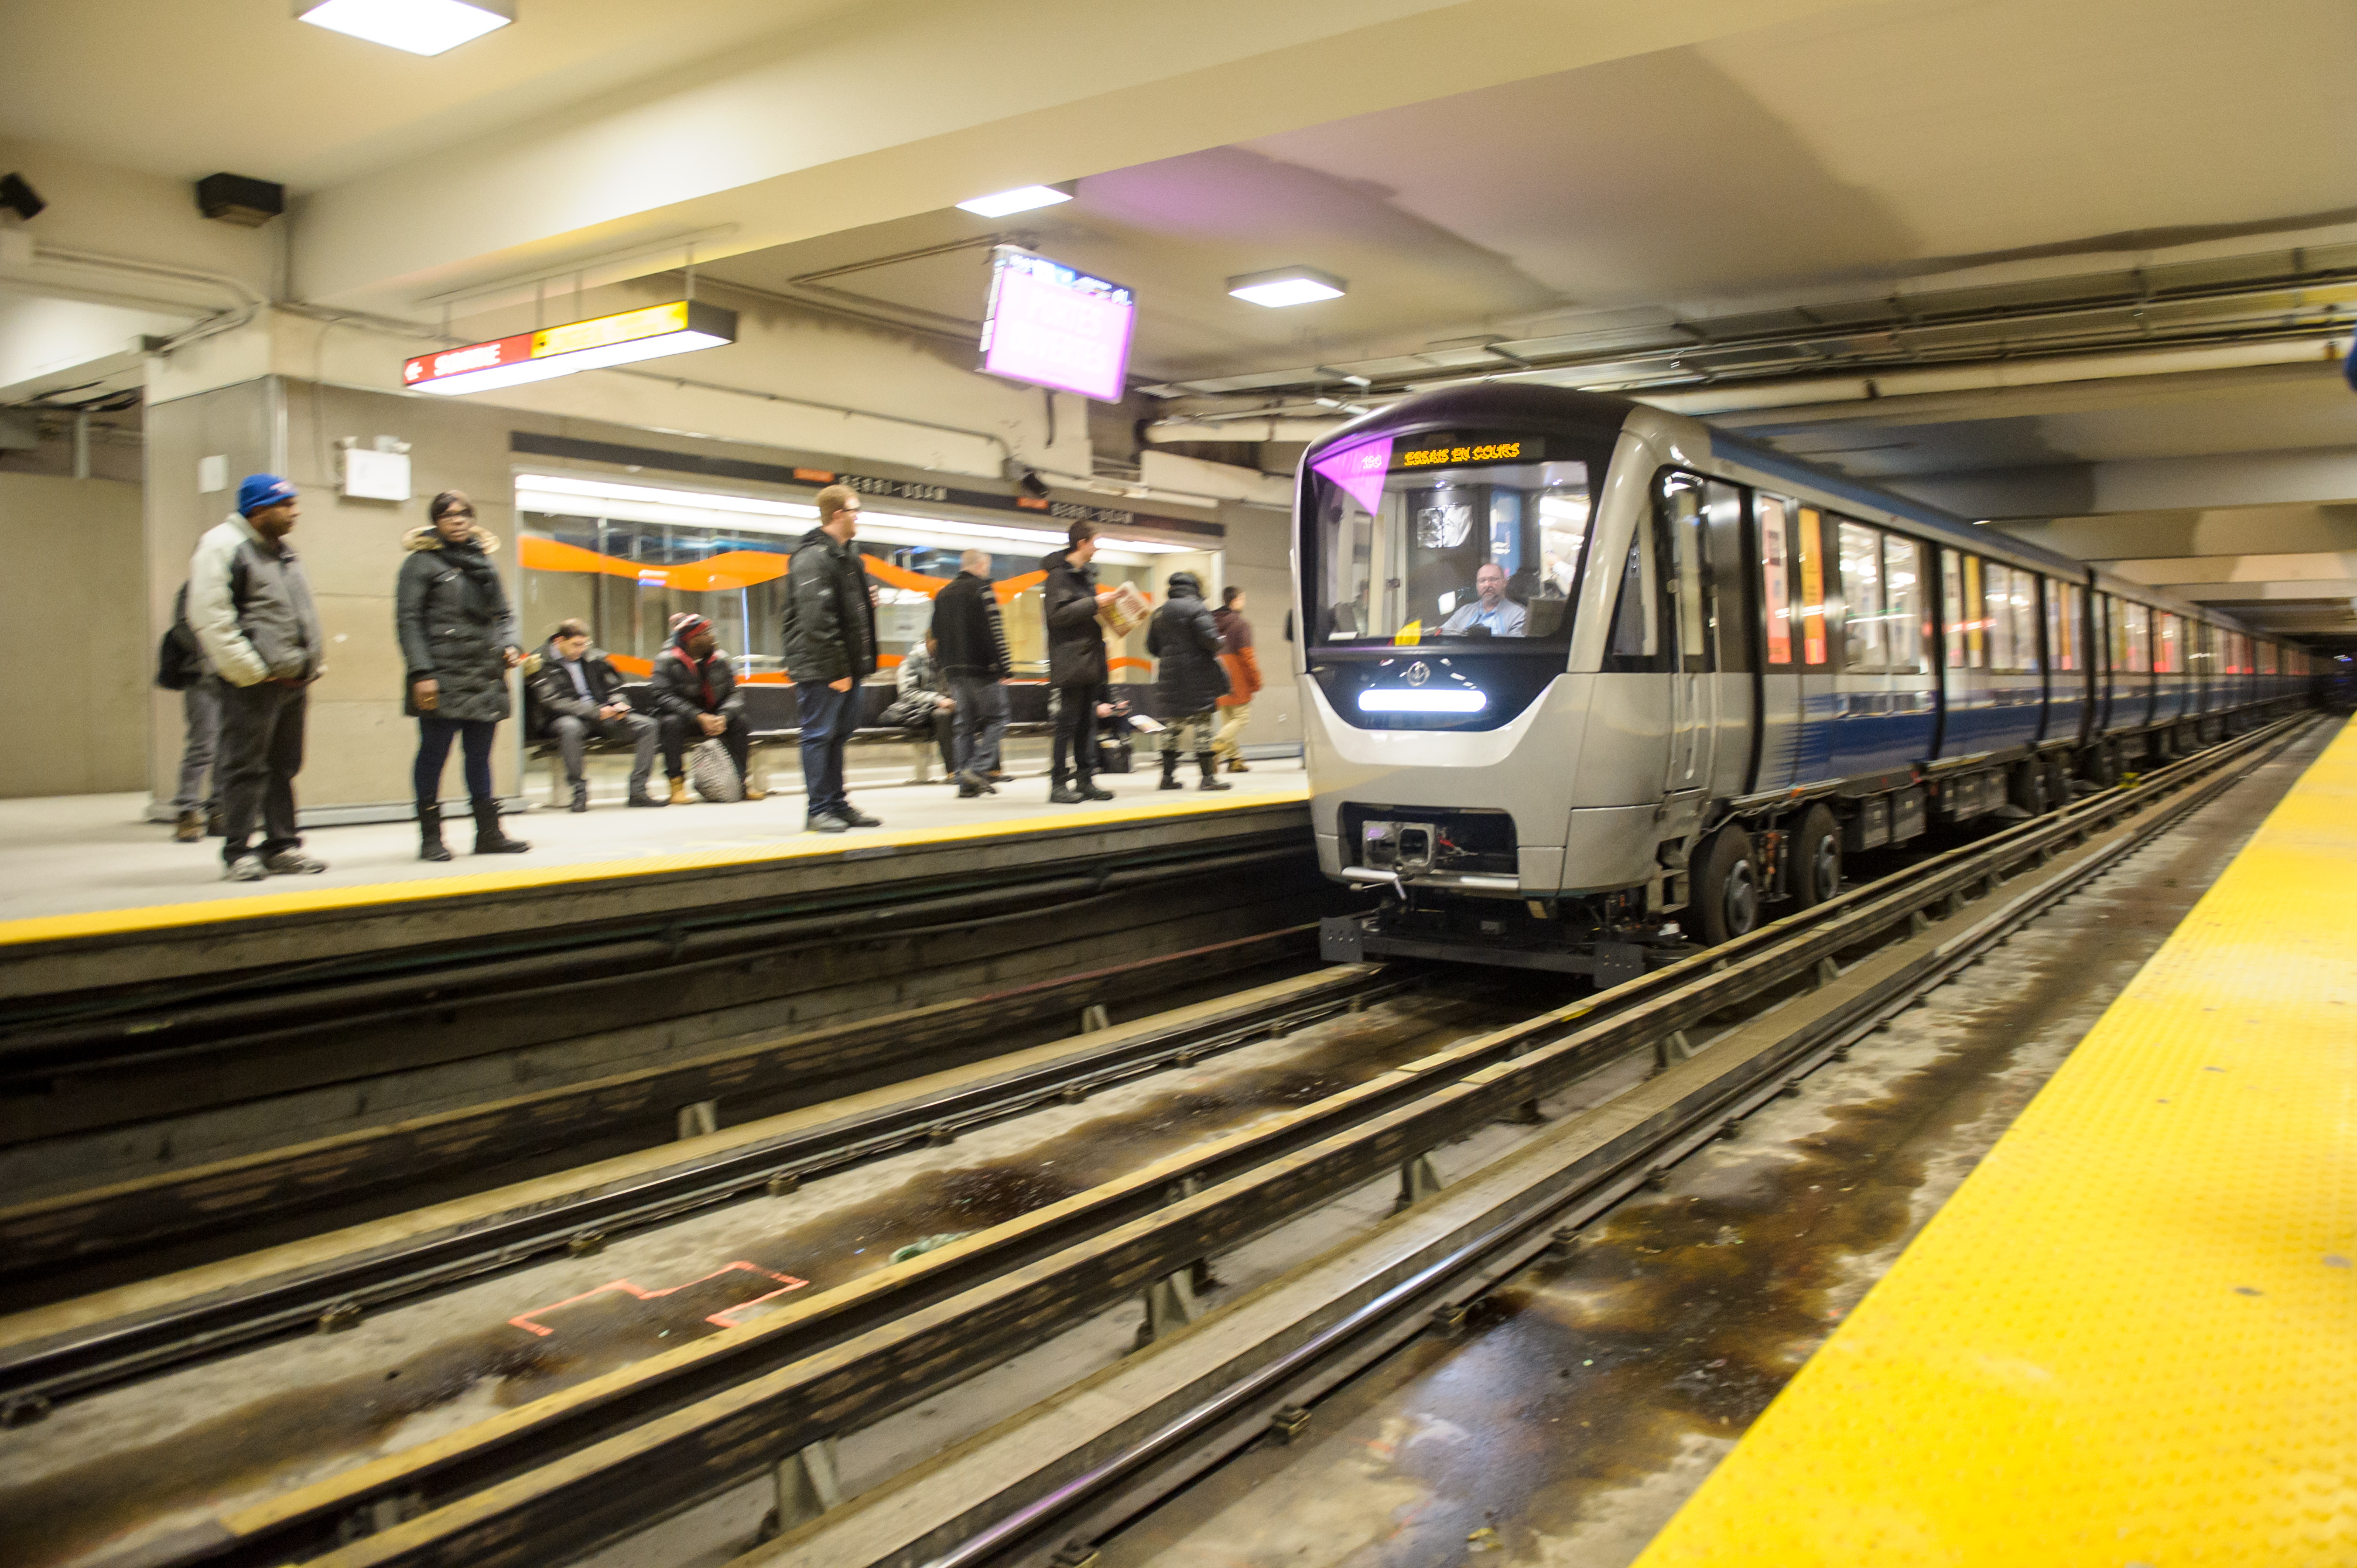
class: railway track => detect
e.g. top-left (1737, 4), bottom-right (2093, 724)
top-left (5, 717), bottom-right (2311, 1568)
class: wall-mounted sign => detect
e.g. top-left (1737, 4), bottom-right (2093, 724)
top-left (979, 246), bottom-right (1135, 403)
top-left (402, 300), bottom-right (738, 397)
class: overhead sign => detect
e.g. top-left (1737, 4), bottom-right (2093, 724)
top-left (402, 300), bottom-right (738, 397)
top-left (979, 246), bottom-right (1135, 403)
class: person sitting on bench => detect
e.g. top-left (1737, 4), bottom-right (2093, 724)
top-left (524, 618), bottom-right (662, 810)
top-left (652, 614), bottom-right (764, 804)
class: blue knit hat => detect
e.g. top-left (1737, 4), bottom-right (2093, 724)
top-left (238, 473), bottom-right (297, 516)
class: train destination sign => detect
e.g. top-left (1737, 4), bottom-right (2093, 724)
top-left (1395, 435), bottom-right (1544, 469)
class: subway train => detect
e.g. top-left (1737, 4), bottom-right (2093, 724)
top-left (1297, 385), bottom-right (2311, 977)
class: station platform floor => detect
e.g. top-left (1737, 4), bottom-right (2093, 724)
top-left (1633, 716), bottom-right (2357, 1566)
top-left (0, 758), bottom-right (1309, 933)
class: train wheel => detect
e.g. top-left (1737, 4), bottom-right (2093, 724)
top-left (1694, 828), bottom-right (1760, 946)
top-left (1791, 804), bottom-right (1842, 909)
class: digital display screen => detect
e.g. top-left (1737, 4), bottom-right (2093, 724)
top-left (979, 247), bottom-right (1136, 403)
top-left (1394, 436), bottom-right (1542, 469)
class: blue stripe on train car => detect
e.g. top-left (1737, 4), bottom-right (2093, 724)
top-left (1940, 693), bottom-right (2043, 756)
top-left (1829, 699), bottom-right (1937, 777)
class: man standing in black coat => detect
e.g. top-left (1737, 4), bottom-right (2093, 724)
top-left (525, 618), bottom-right (663, 810)
top-left (781, 484), bottom-right (881, 832)
top-left (1147, 571), bottom-right (1233, 792)
top-left (929, 548), bottom-right (1011, 797)
top-left (1041, 521), bottom-right (1116, 803)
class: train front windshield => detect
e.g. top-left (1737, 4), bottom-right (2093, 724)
top-left (1303, 429), bottom-right (1613, 649)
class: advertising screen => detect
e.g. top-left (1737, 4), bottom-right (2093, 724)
top-left (979, 247), bottom-right (1135, 403)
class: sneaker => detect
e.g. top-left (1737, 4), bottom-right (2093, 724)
top-left (173, 810), bottom-right (203, 843)
top-left (806, 812), bottom-right (850, 834)
top-left (839, 806), bottom-right (882, 827)
top-left (223, 855), bottom-right (268, 882)
top-left (262, 850), bottom-right (329, 875)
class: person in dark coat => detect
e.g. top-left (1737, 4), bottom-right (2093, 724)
top-left (780, 484), bottom-right (881, 831)
top-left (524, 618), bottom-right (663, 810)
top-left (1041, 521), bottom-right (1114, 803)
top-left (1147, 570), bottom-right (1232, 792)
top-left (397, 490), bottom-right (528, 860)
top-left (929, 547), bottom-right (1011, 795)
top-left (651, 614), bottom-right (761, 804)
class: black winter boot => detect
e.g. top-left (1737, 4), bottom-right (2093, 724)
top-left (471, 797), bottom-right (531, 854)
top-left (418, 802), bottom-right (452, 862)
top-left (1158, 751), bottom-right (1183, 790)
top-left (569, 780), bottom-right (590, 813)
top-left (1196, 752), bottom-right (1232, 791)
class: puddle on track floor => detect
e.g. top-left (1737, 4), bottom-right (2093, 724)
top-left (0, 983), bottom-right (1562, 1568)
top-left (1100, 731), bottom-right (2327, 1568)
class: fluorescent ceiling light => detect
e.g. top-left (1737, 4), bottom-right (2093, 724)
top-left (956, 184), bottom-right (1073, 218)
top-left (1227, 266), bottom-right (1347, 309)
top-left (296, 0), bottom-right (514, 55)
top-left (1358, 689), bottom-right (1486, 714)
top-left (403, 300), bottom-right (737, 396)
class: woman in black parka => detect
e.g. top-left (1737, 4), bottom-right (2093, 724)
top-left (397, 490), bottom-right (529, 860)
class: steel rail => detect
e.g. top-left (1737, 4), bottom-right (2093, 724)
top-left (102, 717), bottom-right (2308, 1568)
top-left (0, 943), bottom-right (1394, 1412)
top-left (945, 714), bottom-right (2322, 1568)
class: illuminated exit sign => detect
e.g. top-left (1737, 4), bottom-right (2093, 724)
top-left (402, 299), bottom-right (739, 396)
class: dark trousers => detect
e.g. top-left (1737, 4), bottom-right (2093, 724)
top-left (217, 679), bottom-right (307, 865)
top-left (795, 681), bottom-right (856, 817)
top-left (1051, 683), bottom-right (1099, 782)
top-left (549, 712), bottom-right (658, 790)
top-left (949, 675), bottom-right (1009, 774)
top-left (660, 711), bottom-right (751, 783)
top-left (906, 707), bottom-right (956, 773)
top-left (175, 676), bottom-right (223, 811)
top-left (415, 717), bottom-right (499, 806)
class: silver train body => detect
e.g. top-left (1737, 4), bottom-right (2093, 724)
top-left (1295, 387), bottom-right (2310, 971)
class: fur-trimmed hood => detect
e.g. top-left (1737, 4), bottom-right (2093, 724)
top-left (402, 523), bottom-right (501, 554)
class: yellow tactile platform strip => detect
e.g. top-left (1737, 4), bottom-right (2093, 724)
top-left (1634, 718), bottom-right (2357, 1567)
top-left (0, 781), bottom-right (1308, 948)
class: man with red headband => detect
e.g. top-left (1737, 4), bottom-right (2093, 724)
top-left (651, 614), bottom-right (763, 803)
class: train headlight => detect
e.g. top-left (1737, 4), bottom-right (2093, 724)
top-left (1357, 689), bottom-right (1486, 713)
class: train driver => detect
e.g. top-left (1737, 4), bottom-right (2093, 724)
top-left (1439, 562), bottom-right (1527, 638)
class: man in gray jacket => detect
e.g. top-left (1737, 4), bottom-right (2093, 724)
top-left (187, 474), bottom-right (327, 881)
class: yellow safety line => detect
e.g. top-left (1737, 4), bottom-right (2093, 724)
top-left (1633, 717), bottom-right (2357, 1566)
top-left (0, 782), bottom-right (1309, 948)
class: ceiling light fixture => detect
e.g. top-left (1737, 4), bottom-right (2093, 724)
top-left (403, 299), bottom-right (737, 396)
top-left (296, 0), bottom-right (514, 56)
top-left (956, 184), bottom-right (1074, 218)
top-left (1227, 266), bottom-right (1347, 309)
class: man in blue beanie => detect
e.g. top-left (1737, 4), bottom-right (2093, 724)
top-left (187, 474), bottom-right (328, 881)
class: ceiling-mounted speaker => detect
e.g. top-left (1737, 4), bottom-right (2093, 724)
top-left (196, 173), bottom-right (285, 227)
top-left (0, 173), bottom-right (45, 222)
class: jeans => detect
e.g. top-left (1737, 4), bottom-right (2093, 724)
top-left (1212, 700), bottom-right (1251, 760)
top-left (550, 712), bottom-right (658, 791)
top-left (217, 679), bottom-right (307, 865)
top-left (175, 677), bottom-right (223, 811)
top-left (1050, 683), bottom-right (1099, 782)
top-left (660, 711), bottom-right (750, 784)
top-left (415, 717), bottom-right (500, 806)
top-left (948, 675), bottom-right (1009, 774)
top-left (795, 682), bottom-right (857, 817)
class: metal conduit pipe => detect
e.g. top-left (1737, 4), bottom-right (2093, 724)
top-left (1143, 419), bottom-right (1349, 444)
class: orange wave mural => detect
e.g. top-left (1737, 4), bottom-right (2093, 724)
top-left (519, 535), bottom-right (1049, 605)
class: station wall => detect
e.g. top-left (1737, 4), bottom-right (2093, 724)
top-left (0, 473), bottom-right (146, 797)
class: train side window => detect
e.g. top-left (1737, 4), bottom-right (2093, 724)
top-left (2157, 612), bottom-right (2181, 673)
top-left (1603, 528), bottom-right (1660, 671)
top-left (2261, 641), bottom-right (2278, 676)
top-left (1656, 472), bottom-right (1709, 666)
top-left (1884, 534), bottom-right (1928, 673)
top-left (2127, 602), bottom-right (2151, 673)
top-left (1759, 494), bottom-right (1794, 666)
top-left (2052, 583), bottom-right (2082, 672)
top-left (1838, 520), bottom-right (1882, 669)
top-left (1983, 562), bottom-right (2014, 671)
top-left (1962, 556), bottom-right (1987, 667)
top-left (2013, 573), bottom-right (2041, 673)
top-left (1942, 552), bottom-right (1965, 669)
top-left (1796, 506), bottom-right (1829, 666)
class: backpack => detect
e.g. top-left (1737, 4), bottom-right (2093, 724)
top-left (155, 584), bottom-right (206, 691)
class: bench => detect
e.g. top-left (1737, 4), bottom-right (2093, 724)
top-left (525, 680), bottom-right (1060, 804)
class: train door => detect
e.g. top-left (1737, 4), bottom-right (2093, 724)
top-left (1701, 480), bottom-right (1753, 799)
top-left (1658, 473), bottom-right (1746, 799)
top-left (1752, 493), bottom-right (1803, 792)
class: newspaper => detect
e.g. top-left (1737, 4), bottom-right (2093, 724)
top-left (1097, 581), bottom-right (1151, 638)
